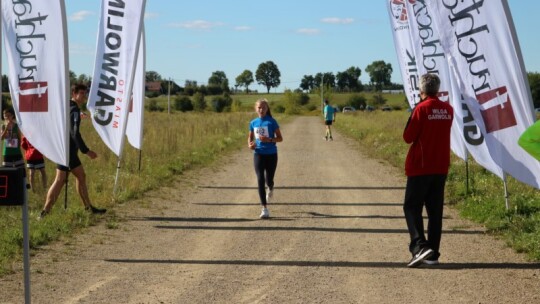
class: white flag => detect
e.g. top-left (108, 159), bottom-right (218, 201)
top-left (387, 0), bottom-right (469, 162)
top-left (426, 0), bottom-right (540, 188)
top-left (88, 0), bottom-right (146, 156)
top-left (2, 1), bottom-right (69, 166)
top-left (402, 0), bottom-right (506, 179)
top-left (126, 28), bottom-right (145, 150)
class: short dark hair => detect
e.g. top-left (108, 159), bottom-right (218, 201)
top-left (419, 73), bottom-right (440, 96)
top-left (71, 83), bottom-right (88, 94)
top-left (324, 99), bottom-right (329, 104)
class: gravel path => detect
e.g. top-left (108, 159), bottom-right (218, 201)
top-left (1, 116), bottom-right (539, 304)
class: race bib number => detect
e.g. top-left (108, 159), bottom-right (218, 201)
top-left (5, 138), bottom-right (18, 148)
top-left (254, 126), bottom-right (269, 139)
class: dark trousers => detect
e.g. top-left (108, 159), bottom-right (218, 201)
top-left (403, 174), bottom-right (447, 258)
top-left (253, 153), bottom-right (278, 206)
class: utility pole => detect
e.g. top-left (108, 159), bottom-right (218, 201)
top-left (167, 77), bottom-right (171, 114)
top-left (321, 74), bottom-right (324, 111)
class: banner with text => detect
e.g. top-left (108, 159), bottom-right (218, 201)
top-left (403, 0), bottom-right (505, 178)
top-left (126, 29), bottom-right (145, 150)
top-left (426, 0), bottom-right (540, 188)
top-left (2, 0), bottom-right (69, 166)
top-left (88, 0), bottom-right (146, 156)
top-left (387, 0), bottom-right (470, 163)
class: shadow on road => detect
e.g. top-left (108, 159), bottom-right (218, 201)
top-left (198, 186), bottom-right (406, 190)
top-left (104, 258), bottom-right (540, 270)
top-left (194, 202), bottom-right (404, 207)
top-left (153, 225), bottom-right (484, 235)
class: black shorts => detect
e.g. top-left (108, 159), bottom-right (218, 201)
top-left (27, 159), bottom-right (45, 169)
top-left (325, 120), bottom-right (333, 126)
top-left (57, 153), bottom-right (82, 172)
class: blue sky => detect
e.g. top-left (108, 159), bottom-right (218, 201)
top-left (7, 0), bottom-right (539, 93)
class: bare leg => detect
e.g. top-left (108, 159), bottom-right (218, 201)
top-left (70, 165), bottom-right (92, 208)
top-left (39, 168), bottom-right (48, 190)
top-left (29, 169), bottom-right (36, 192)
top-left (43, 169), bottom-right (68, 212)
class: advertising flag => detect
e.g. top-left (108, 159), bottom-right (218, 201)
top-left (88, 0), bottom-right (146, 156)
top-left (402, 0), bottom-right (505, 178)
top-left (426, 0), bottom-right (540, 188)
top-left (126, 29), bottom-right (145, 150)
top-left (386, 0), bottom-right (470, 163)
top-left (2, 0), bottom-right (69, 166)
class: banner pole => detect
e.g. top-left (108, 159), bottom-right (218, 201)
top-left (113, 157), bottom-right (121, 196)
top-left (503, 172), bottom-right (510, 210)
top-left (22, 177), bottom-right (31, 304)
top-left (64, 175), bottom-right (68, 210)
top-left (138, 150), bottom-right (142, 173)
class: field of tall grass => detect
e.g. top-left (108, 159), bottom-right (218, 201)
top-left (335, 111), bottom-right (540, 261)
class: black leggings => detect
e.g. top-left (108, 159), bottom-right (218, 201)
top-left (253, 153), bottom-right (278, 206)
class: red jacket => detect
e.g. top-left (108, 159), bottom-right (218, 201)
top-left (403, 96), bottom-right (453, 177)
top-left (21, 136), bottom-right (44, 161)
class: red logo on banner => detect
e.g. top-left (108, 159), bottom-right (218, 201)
top-left (19, 82), bottom-right (48, 112)
top-left (390, 0), bottom-right (416, 23)
top-left (476, 86), bottom-right (517, 133)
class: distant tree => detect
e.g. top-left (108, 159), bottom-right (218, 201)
top-left (256, 61), bottom-right (281, 93)
top-left (77, 73), bottom-right (91, 85)
top-left (69, 70), bottom-right (77, 85)
top-left (211, 94), bottom-right (233, 112)
top-left (146, 71), bottom-right (163, 82)
top-left (2, 75), bottom-right (9, 93)
top-left (192, 92), bottom-right (207, 112)
top-left (365, 60), bottom-right (393, 91)
top-left (528, 72), bottom-right (540, 108)
top-left (300, 75), bottom-right (315, 92)
top-left (314, 72), bottom-right (336, 89)
top-left (235, 70), bottom-right (254, 93)
top-left (208, 71), bottom-right (229, 95)
top-left (184, 80), bottom-right (198, 96)
top-left (336, 66), bottom-right (362, 92)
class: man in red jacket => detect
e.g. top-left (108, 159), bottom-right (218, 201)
top-left (403, 73), bottom-right (453, 267)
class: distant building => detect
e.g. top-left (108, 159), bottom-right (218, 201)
top-left (382, 89), bottom-right (404, 94)
top-left (146, 81), bottom-right (163, 94)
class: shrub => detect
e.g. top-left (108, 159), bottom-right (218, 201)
top-left (348, 94), bottom-right (367, 110)
top-left (174, 96), bottom-right (193, 112)
top-left (192, 92), bottom-right (207, 112)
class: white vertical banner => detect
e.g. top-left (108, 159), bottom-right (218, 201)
top-left (387, 0), bottom-right (469, 162)
top-left (427, 0), bottom-right (540, 188)
top-left (2, 0), bottom-right (69, 166)
top-left (404, 0), bottom-right (506, 178)
top-left (126, 28), bottom-right (145, 150)
top-left (88, 0), bottom-right (146, 156)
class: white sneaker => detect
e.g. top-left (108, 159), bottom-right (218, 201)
top-left (266, 187), bottom-right (273, 203)
top-left (260, 207), bottom-right (269, 219)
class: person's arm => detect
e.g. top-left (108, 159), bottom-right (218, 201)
top-left (248, 130), bottom-right (256, 150)
top-left (403, 107), bottom-right (421, 144)
top-left (0, 124), bottom-right (8, 140)
top-left (518, 120), bottom-right (540, 161)
top-left (71, 110), bottom-right (90, 154)
top-left (273, 128), bottom-right (283, 143)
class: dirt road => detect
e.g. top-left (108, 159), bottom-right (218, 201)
top-left (1, 116), bottom-right (539, 304)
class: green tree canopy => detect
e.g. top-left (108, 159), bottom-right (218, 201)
top-left (336, 66), bottom-right (362, 92)
top-left (235, 70), bottom-right (254, 93)
top-left (146, 71), bottom-right (163, 82)
top-left (256, 61), bottom-right (281, 93)
top-left (300, 75), bottom-right (315, 92)
top-left (528, 72), bottom-right (540, 108)
top-left (365, 60), bottom-right (393, 91)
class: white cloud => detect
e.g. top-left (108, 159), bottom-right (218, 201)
top-left (169, 20), bottom-right (224, 30)
top-left (234, 26), bottom-right (252, 31)
top-left (321, 17), bottom-right (354, 24)
top-left (296, 28), bottom-right (320, 35)
top-left (145, 12), bottom-right (159, 19)
top-left (70, 10), bottom-right (93, 22)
